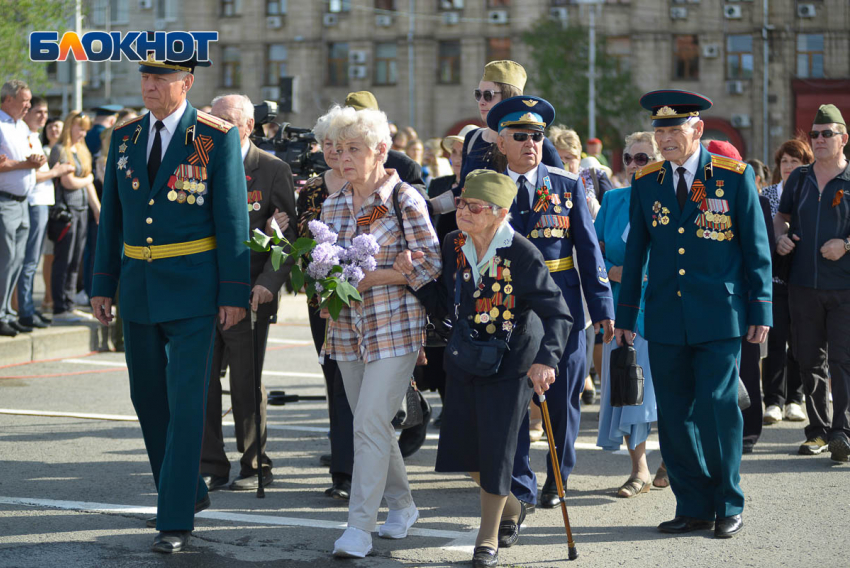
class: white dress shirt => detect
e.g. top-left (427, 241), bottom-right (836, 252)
top-left (0, 109), bottom-right (36, 196)
top-left (670, 145), bottom-right (703, 195)
top-left (28, 131), bottom-right (54, 206)
top-left (506, 165), bottom-right (539, 208)
top-left (145, 99), bottom-right (187, 163)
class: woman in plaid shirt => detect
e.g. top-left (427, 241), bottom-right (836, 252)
top-left (321, 106), bottom-right (441, 559)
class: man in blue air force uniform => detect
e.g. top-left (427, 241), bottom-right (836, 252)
top-left (487, 96), bottom-right (615, 516)
top-left (90, 52), bottom-right (250, 553)
top-left (614, 90), bottom-right (772, 539)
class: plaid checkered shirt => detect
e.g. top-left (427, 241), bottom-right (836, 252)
top-left (320, 170), bottom-right (442, 363)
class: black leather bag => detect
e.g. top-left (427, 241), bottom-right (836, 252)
top-left (392, 378), bottom-right (428, 430)
top-left (47, 182), bottom-right (73, 242)
top-left (446, 316), bottom-right (511, 377)
top-left (609, 345), bottom-right (645, 407)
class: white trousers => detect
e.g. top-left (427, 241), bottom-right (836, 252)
top-left (337, 351), bottom-right (418, 532)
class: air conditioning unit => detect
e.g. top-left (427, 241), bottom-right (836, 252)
top-left (348, 65), bottom-right (368, 80)
top-left (442, 11), bottom-right (460, 25)
top-left (670, 7), bottom-right (688, 19)
top-left (731, 113), bottom-right (751, 128)
top-left (323, 13), bottom-right (338, 26)
top-left (266, 16), bottom-right (282, 29)
top-left (261, 86), bottom-right (280, 102)
top-left (349, 50), bottom-right (367, 64)
top-left (440, 0), bottom-right (464, 8)
top-left (724, 5), bottom-right (742, 19)
top-left (375, 14), bottom-right (393, 27)
top-left (797, 4), bottom-right (816, 18)
top-left (488, 10), bottom-right (508, 24)
top-left (139, 0), bottom-right (152, 9)
top-left (550, 7), bottom-right (568, 22)
top-left (726, 80), bottom-right (744, 94)
top-left (702, 44), bottom-right (720, 58)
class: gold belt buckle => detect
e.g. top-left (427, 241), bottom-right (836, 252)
top-left (142, 246), bottom-right (152, 260)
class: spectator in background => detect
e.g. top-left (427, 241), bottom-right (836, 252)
top-left (0, 80), bottom-right (45, 337)
top-left (402, 125), bottom-right (418, 142)
top-left (762, 139), bottom-right (813, 425)
top-left (422, 138), bottom-right (452, 188)
top-left (39, 115), bottom-right (63, 315)
top-left (41, 116), bottom-right (63, 155)
top-left (17, 97), bottom-right (73, 329)
top-left (406, 138), bottom-right (424, 165)
top-left (391, 130), bottom-right (409, 153)
top-left (85, 105), bottom-right (120, 160)
top-left (116, 108), bottom-right (139, 128)
top-left (586, 137), bottom-right (609, 167)
top-left (48, 111), bottom-right (96, 322)
top-left (549, 125), bottom-right (613, 204)
top-left (747, 159), bottom-right (770, 192)
top-left (775, 104), bottom-right (850, 462)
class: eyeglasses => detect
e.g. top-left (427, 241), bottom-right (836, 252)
top-left (623, 152), bottom-right (650, 167)
top-left (474, 89), bottom-right (501, 102)
top-left (809, 130), bottom-right (842, 139)
top-left (455, 197), bottom-right (493, 214)
top-left (512, 132), bottom-right (544, 143)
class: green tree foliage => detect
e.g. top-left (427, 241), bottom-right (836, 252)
top-left (522, 19), bottom-right (643, 154)
top-left (0, 0), bottom-right (69, 93)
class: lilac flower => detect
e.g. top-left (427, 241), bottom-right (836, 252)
top-left (342, 264), bottom-right (365, 286)
top-left (350, 234), bottom-right (379, 262)
top-left (314, 282), bottom-right (324, 293)
top-left (308, 220), bottom-right (338, 245)
top-left (360, 256), bottom-right (377, 272)
top-left (306, 242), bottom-right (342, 279)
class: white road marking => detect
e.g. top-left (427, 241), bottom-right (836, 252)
top-left (59, 359), bottom-right (324, 378)
top-left (266, 338), bottom-right (314, 345)
top-left (0, 496), bottom-right (471, 540)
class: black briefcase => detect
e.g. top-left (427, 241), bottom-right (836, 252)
top-left (609, 345), bottom-right (645, 407)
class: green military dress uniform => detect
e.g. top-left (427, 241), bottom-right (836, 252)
top-left (616, 91), bottom-right (772, 525)
top-left (92, 100), bottom-right (250, 531)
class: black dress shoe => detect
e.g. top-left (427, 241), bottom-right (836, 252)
top-left (20, 315), bottom-right (48, 329)
top-left (9, 320), bottom-right (32, 333)
top-left (498, 500), bottom-right (528, 548)
top-left (320, 453), bottom-right (332, 467)
top-left (742, 439), bottom-right (756, 454)
top-left (657, 516), bottom-right (714, 534)
top-left (472, 546), bottom-right (498, 568)
top-left (326, 475), bottom-right (351, 500)
top-left (152, 530), bottom-right (190, 553)
top-left (581, 387), bottom-right (596, 405)
top-left (0, 322), bottom-right (18, 337)
top-left (146, 494), bottom-right (210, 528)
top-left (203, 474), bottom-right (230, 492)
top-left (539, 477), bottom-right (562, 509)
top-left (229, 469), bottom-right (274, 490)
top-left (714, 515), bottom-right (743, 538)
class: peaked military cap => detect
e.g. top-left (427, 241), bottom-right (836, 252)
top-left (640, 90), bottom-right (713, 127)
top-left (486, 95), bottom-right (555, 133)
top-left (482, 60), bottom-right (527, 91)
top-left (345, 91), bottom-right (379, 111)
top-left (137, 32), bottom-right (211, 75)
top-left (813, 104), bottom-right (845, 126)
top-left (91, 104), bottom-right (122, 116)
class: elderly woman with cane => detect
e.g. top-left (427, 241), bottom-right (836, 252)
top-left (396, 169), bottom-right (573, 567)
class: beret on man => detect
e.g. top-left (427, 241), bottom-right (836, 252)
top-left (345, 91), bottom-right (379, 111)
top-left (481, 60), bottom-right (527, 91)
top-left (813, 104), bottom-right (846, 126)
top-left (462, 169), bottom-right (518, 210)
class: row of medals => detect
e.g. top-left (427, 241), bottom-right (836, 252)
top-left (470, 259), bottom-right (514, 335)
top-left (530, 227), bottom-right (567, 239)
top-left (698, 211), bottom-right (733, 241)
top-left (168, 179), bottom-right (206, 205)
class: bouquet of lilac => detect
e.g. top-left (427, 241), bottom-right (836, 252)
top-left (246, 219), bottom-right (379, 320)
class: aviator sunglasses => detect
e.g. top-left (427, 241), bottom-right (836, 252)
top-left (474, 89), bottom-right (502, 102)
top-left (512, 132), bottom-right (544, 143)
top-left (623, 152), bottom-right (650, 167)
top-left (455, 197), bottom-right (494, 214)
top-left (809, 130), bottom-right (842, 139)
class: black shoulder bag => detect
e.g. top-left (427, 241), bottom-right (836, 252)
top-left (47, 181), bottom-right (73, 242)
top-left (773, 170), bottom-right (805, 282)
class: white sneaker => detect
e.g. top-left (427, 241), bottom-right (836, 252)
top-left (52, 311), bottom-right (84, 323)
top-left (378, 501), bottom-right (418, 539)
top-left (785, 402), bottom-right (807, 422)
top-left (333, 527), bottom-right (372, 558)
top-left (763, 405), bottom-right (783, 425)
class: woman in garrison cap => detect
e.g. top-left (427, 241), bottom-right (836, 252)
top-left (396, 169), bottom-right (571, 567)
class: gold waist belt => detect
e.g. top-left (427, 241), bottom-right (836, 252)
top-left (544, 256), bottom-right (574, 273)
top-left (124, 236), bottom-right (216, 261)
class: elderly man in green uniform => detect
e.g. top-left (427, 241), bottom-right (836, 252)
top-left (614, 90), bottom-right (772, 539)
top-left (91, 52), bottom-right (250, 553)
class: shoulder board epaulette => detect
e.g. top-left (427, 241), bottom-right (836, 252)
top-left (711, 154), bottom-right (747, 174)
top-left (546, 166), bottom-right (579, 180)
top-left (115, 115), bottom-right (144, 130)
top-left (635, 160), bottom-right (664, 180)
top-left (196, 110), bottom-right (235, 133)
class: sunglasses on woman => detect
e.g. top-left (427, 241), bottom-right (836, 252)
top-left (455, 197), bottom-right (493, 215)
top-left (512, 132), bottom-right (544, 143)
top-left (809, 130), bottom-right (841, 139)
top-left (623, 152), bottom-right (650, 167)
top-left (473, 89), bottom-right (501, 102)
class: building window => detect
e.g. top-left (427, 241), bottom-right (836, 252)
top-left (156, 0), bottom-right (178, 20)
top-left (438, 41), bottom-right (461, 84)
top-left (328, 0), bottom-right (351, 12)
top-left (607, 36), bottom-right (631, 73)
top-left (726, 35), bottom-right (753, 80)
top-left (266, 44), bottom-right (288, 86)
top-left (90, 0), bottom-right (129, 25)
top-left (328, 42), bottom-right (349, 86)
top-left (488, 0), bottom-right (510, 6)
top-left (221, 46), bottom-right (241, 87)
top-left (797, 34), bottom-right (824, 78)
top-left (673, 35), bottom-right (699, 80)
top-left (374, 42), bottom-right (397, 86)
top-left (486, 38), bottom-right (511, 63)
top-left (375, 0), bottom-right (394, 10)
top-left (221, 0), bottom-right (241, 17)
top-left (266, 0), bottom-right (287, 14)
top-left (439, 0), bottom-right (464, 8)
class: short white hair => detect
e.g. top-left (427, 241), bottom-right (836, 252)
top-left (326, 106), bottom-right (392, 162)
top-left (313, 104), bottom-right (344, 143)
top-left (210, 93), bottom-right (254, 126)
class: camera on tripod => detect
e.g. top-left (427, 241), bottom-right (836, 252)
top-left (251, 100), bottom-right (328, 180)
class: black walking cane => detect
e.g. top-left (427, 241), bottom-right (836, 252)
top-left (537, 387), bottom-right (578, 560)
top-left (250, 302), bottom-right (265, 499)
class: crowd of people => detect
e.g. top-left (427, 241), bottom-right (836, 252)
top-left (2, 50), bottom-right (849, 567)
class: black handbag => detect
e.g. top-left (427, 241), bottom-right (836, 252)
top-left (392, 378), bottom-right (429, 430)
top-left (47, 181), bottom-right (73, 242)
top-left (609, 345), bottom-right (645, 407)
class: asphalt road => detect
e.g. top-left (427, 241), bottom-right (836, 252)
top-left (1, 319), bottom-right (848, 568)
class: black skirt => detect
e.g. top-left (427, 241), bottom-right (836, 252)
top-left (435, 372), bottom-right (534, 495)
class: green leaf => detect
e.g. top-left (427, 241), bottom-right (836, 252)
top-left (293, 237), bottom-right (316, 256)
top-left (245, 239), bottom-right (269, 253)
top-left (327, 293), bottom-right (344, 320)
top-left (290, 264), bottom-right (304, 292)
top-left (331, 265), bottom-right (343, 274)
top-left (336, 280), bottom-right (360, 306)
top-left (271, 245), bottom-right (284, 271)
top-left (251, 229), bottom-right (272, 250)
top-left (336, 283), bottom-right (350, 305)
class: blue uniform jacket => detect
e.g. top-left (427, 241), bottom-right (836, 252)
top-left (616, 147), bottom-right (772, 345)
top-left (92, 102), bottom-right (251, 324)
top-left (508, 163), bottom-right (614, 329)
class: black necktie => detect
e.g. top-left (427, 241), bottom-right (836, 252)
top-left (516, 175), bottom-right (530, 213)
top-left (148, 120), bottom-right (165, 183)
top-left (676, 166), bottom-right (688, 211)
